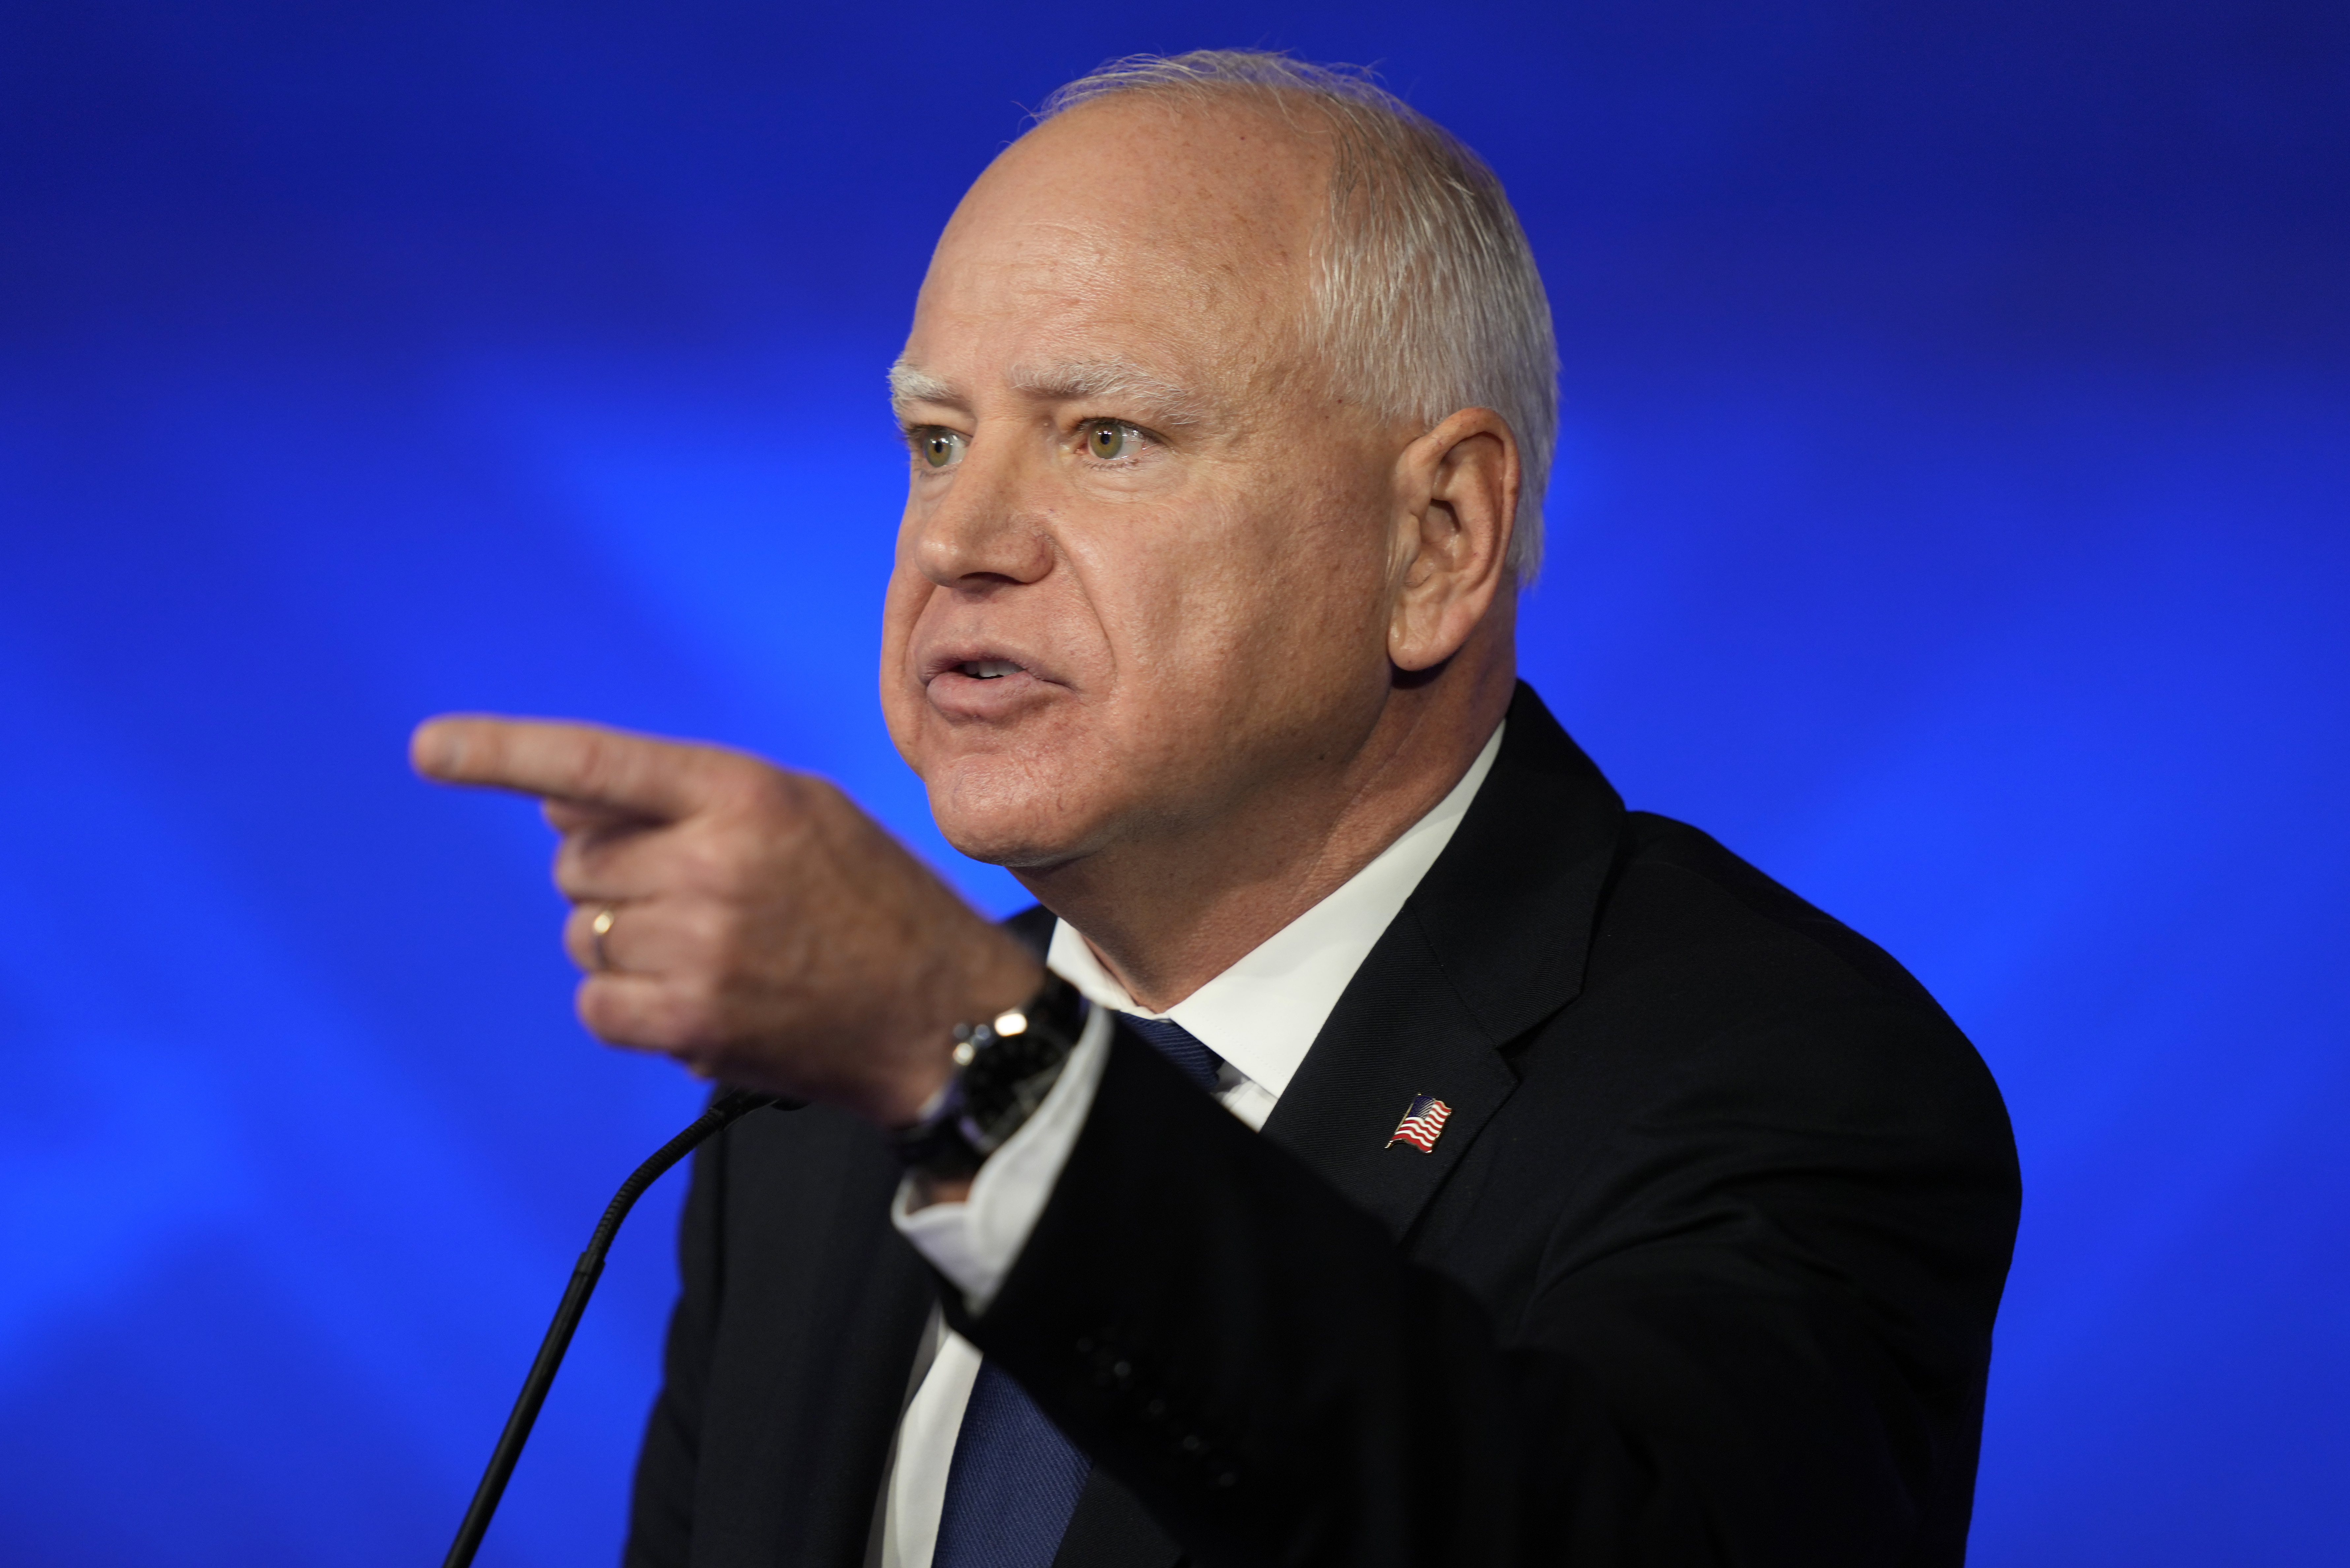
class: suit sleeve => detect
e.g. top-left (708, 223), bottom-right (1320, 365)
top-left (944, 1014), bottom-right (2019, 1568)
top-left (624, 1124), bottom-right (730, 1568)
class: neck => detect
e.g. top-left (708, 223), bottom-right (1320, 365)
top-left (1017, 631), bottom-right (1516, 1012)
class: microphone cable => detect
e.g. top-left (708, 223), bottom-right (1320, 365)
top-left (441, 1086), bottom-right (790, 1568)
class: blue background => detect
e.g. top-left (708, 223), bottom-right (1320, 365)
top-left (2, 2), bottom-right (2343, 1563)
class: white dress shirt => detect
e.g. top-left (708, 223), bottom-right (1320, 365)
top-left (875, 722), bottom-right (1505, 1568)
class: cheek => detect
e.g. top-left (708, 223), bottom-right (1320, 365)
top-left (1233, 497), bottom-right (1397, 712)
top-left (876, 563), bottom-right (933, 759)
top-left (1219, 466), bottom-right (1392, 632)
top-left (1094, 489), bottom-right (1389, 728)
top-left (878, 557), bottom-right (924, 668)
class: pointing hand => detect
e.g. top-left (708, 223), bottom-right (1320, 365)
top-left (410, 716), bottom-right (1042, 1127)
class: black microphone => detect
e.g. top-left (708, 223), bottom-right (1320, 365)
top-left (441, 1086), bottom-right (793, 1568)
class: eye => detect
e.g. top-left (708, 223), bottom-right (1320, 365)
top-left (1085, 421), bottom-right (1138, 461)
top-left (916, 429), bottom-right (966, 469)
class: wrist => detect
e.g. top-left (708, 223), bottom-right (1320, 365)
top-left (963, 939), bottom-right (1048, 1034)
top-left (873, 939), bottom-right (1043, 1129)
top-left (892, 968), bottom-right (1089, 1180)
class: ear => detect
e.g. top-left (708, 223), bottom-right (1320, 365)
top-left (1386, 407), bottom-right (1519, 672)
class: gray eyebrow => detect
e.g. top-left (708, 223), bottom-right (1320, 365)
top-left (887, 355), bottom-right (1211, 428)
top-left (1007, 359), bottom-right (1210, 427)
top-left (888, 359), bottom-right (957, 421)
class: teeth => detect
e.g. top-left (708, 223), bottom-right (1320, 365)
top-left (961, 658), bottom-right (1023, 679)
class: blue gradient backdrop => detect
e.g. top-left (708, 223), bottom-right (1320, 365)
top-left (2, 3), bottom-right (2343, 1564)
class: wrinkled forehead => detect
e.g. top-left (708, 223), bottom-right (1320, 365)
top-left (904, 95), bottom-right (1331, 398)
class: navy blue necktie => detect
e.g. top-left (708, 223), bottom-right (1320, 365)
top-left (930, 1014), bottom-right (1222, 1568)
top-left (1117, 1013), bottom-right (1224, 1093)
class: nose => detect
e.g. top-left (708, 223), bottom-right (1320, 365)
top-left (908, 432), bottom-right (1057, 592)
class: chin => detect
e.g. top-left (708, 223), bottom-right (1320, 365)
top-left (923, 752), bottom-right (1098, 870)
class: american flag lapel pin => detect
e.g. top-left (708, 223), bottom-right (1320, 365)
top-left (1387, 1094), bottom-right (1452, 1154)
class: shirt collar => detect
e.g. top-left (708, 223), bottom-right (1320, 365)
top-left (1047, 720), bottom-right (1505, 1104)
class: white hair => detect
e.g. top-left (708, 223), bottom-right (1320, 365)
top-left (1038, 50), bottom-right (1560, 581)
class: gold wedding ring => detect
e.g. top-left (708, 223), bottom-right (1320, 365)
top-left (590, 904), bottom-right (617, 972)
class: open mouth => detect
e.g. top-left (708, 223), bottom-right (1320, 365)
top-left (957, 659), bottom-right (1025, 680)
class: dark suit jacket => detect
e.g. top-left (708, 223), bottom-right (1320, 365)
top-left (625, 683), bottom-right (2020, 1568)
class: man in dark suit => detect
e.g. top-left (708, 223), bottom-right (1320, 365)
top-left (414, 50), bottom-right (2018, 1568)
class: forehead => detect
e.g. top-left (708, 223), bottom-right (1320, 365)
top-left (902, 95), bottom-right (1328, 394)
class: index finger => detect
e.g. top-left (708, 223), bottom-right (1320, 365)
top-left (410, 715), bottom-right (726, 820)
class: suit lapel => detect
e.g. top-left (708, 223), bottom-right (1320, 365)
top-left (1261, 911), bottom-right (1515, 1239)
top-left (1262, 683), bottom-right (1624, 1241)
top-left (1033, 686), bottom-right (1623, 1568)
top-left (1408, 683), bottom-right (1624, 1043)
